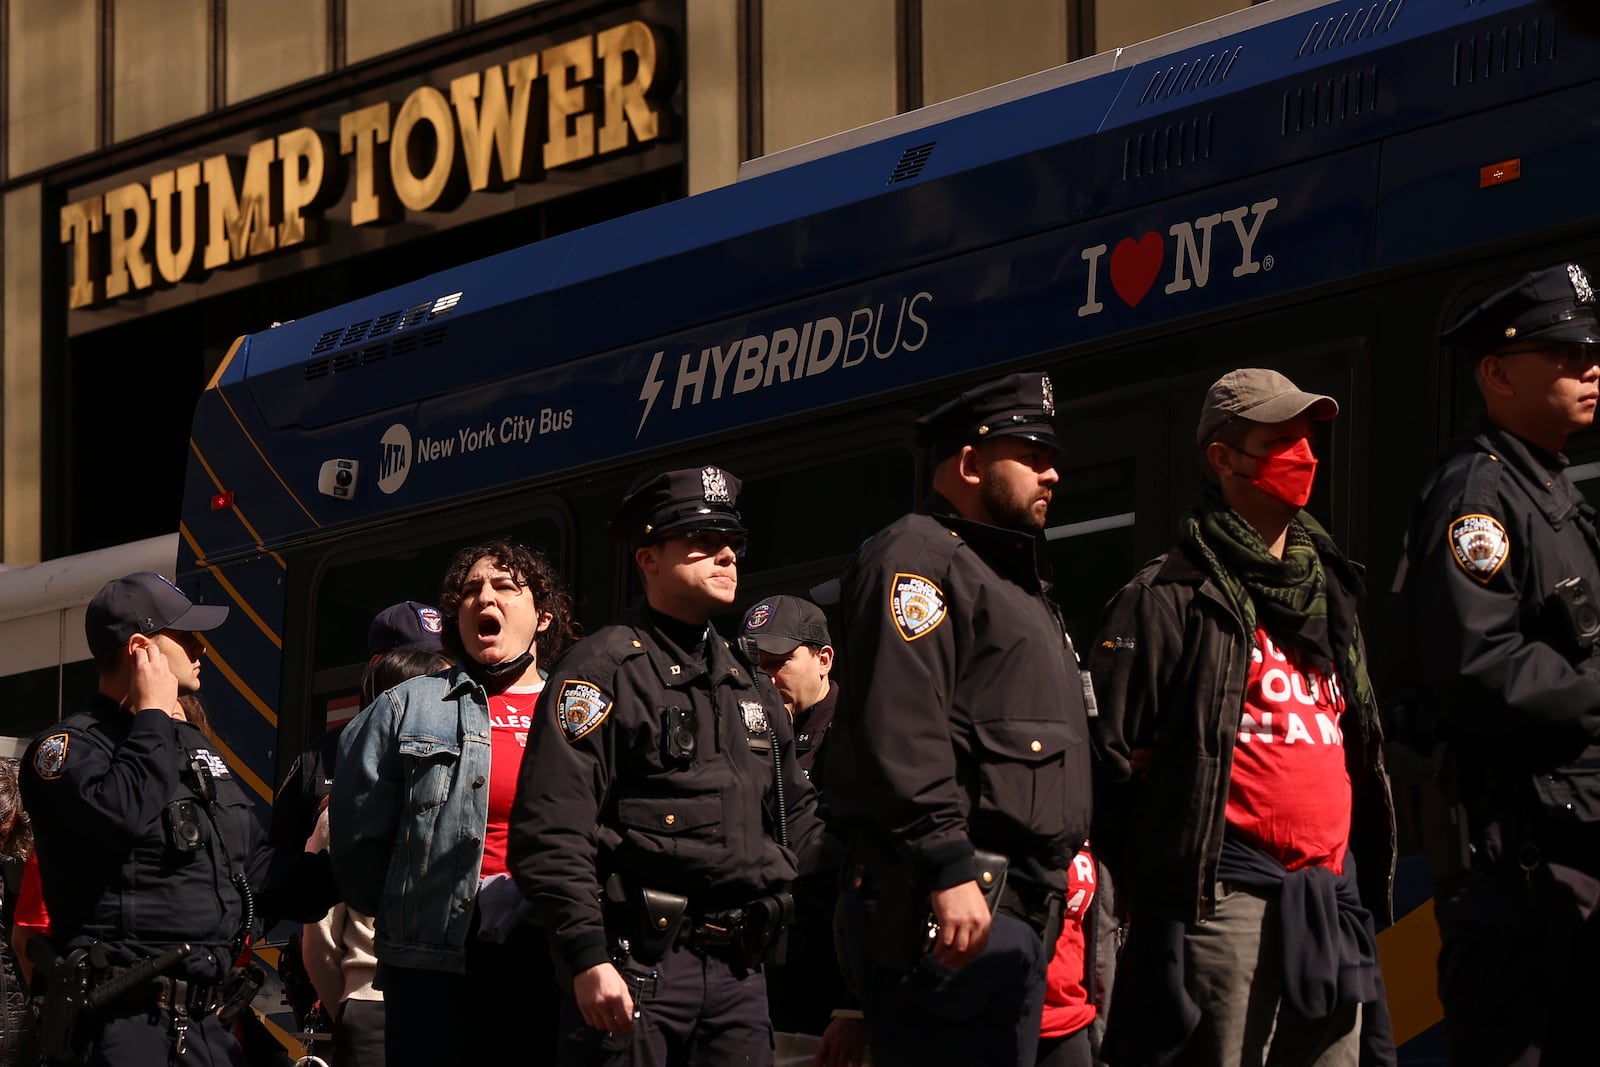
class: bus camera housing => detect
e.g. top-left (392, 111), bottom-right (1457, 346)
top-left (318, 459), bottom-right (358, 499)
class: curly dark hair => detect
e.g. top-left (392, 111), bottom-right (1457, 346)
top-left (437, 540), bottom-right (580, 668)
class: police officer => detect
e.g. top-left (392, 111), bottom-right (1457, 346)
top-left (508, 467), bottom-right (822, 1067)
top-left (21, 573), bottom-right (328, 1066)
top-left (826, 373), bottom-right (1092, 1067)
top-left (1402, 263), bottom-right (1600, 1066)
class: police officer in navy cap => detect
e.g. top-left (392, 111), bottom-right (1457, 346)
top-left (1399, 263), bottom-right (1600, 1065)
top-left (21, 573), bottom-right (334, 1066)
top-left (509, 467), bottom-right (822, 1067)
top-left (826, 372), bottom-right (1093, 1067)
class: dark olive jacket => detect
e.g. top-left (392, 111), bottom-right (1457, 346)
top-left (1088, 541), bottom-right (1396, 927)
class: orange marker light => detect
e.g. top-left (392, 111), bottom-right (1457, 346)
top-left (1480, 159), bottom-right (1521, 188)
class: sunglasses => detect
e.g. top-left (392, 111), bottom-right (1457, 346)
top-left (668, 530), bottom-right (748, 559)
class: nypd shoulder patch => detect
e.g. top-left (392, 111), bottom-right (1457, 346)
top-left (891, 573), bottom-right (947, 642)
top-left (1448, 513), bottom-right (1510, 583)
top-left (556, 680), bottom-right (612, 743)
top-left (32, 733), bottom-right (69, 780)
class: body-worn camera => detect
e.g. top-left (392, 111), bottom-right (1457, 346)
top-left (662, 706), bottom-right (697, 764)
top-left (1553, 576), bottom-right (1600, 654)
top-left (163, 798), bottom-right (209, 853)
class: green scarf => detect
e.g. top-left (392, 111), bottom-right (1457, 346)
top-left (1180, 494), bottom-right (1378, 732)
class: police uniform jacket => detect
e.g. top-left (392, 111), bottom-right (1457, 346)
top-left (20, 697), bottom-right (269, 982)
top-left (1404, 423), bottom-right (1600, 830)
top-left (508, 607), bottom-right (823, 977)
top-left (825, 497), bottom-right (1093, 893)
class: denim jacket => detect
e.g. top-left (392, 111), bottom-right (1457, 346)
top-left (331, 667), bottom-right (490, 973)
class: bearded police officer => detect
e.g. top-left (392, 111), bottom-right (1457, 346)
top-left (827, 373), bottom-right (1092, 1067)
top-left (21, 573), bottom-right (331, 1066)
top-left (509, 467), bottom-right (822, 1067)
top-left (1401, 263), bottom-right (1600, 1066)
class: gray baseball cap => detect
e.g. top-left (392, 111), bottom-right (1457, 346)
top-left (1195, 368), bottom-right (1338, 444)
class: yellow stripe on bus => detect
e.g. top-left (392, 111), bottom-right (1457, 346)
top-left (214, 387), bottom-right (321, 528)
top-left (180, 526), bottom-right (282, 650)
top-left (204, 644), bottom-right (278, 731)
top-left (208, 725), bottom-right (272, 804)
top-left (185, 446), bottom-right (287, 570)
top-left (1377, 897), bottom-right (1444, 1045)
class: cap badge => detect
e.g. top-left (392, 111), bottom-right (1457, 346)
top-left (418, 607), bottom-right (443, 634)
top-left (744, 603), bottom-right (772, 630)
top-left (32, 733), bottom-right (69, 780)
top-left (1569, 264), bottom-right (1594, 306)
top-left (891, 572), bottom-right (948, 642)
top-left (701, 466), bottom-right (732, 504)
top-left (1041, 374), bottom-right (1055, 417)
top-left (1448, 513), bottom-right (1509, 584)
top-left (555, 679), bottom-right (611, 743)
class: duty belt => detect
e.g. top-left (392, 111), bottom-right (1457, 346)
top-left (98, 968), bottom-right (221, 1018)
top-left (677, 894), bottom-right (794, 960)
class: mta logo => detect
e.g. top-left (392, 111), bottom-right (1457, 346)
top-left (378, 424), bottom-right (413, 495)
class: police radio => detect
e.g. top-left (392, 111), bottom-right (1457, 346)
top-left (1553, 576), bottom-right (1600, 654)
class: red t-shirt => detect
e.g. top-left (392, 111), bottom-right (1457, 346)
top-left (1039, 846), bottom-right (1098, 1039)
top-left (1224, 627), bottom-right (1352, 873)
top-left (15, 851), bottom-right (48, 931)
top-left (478, 682), bottom-right (544, 878)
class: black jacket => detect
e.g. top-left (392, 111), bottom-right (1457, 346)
top-left (1089, 542), bottom-right (1395, 926)
top-left (508, 607), bottom-right (823, 976)
top-left (1402, 424), bottom-right (1600, 830)
top-left (826, 497), bottom-right (1093, 892)
top-left (20, 697), bottom-right (328, 981)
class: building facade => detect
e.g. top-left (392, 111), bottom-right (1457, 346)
top-left (0, 0), bottom-right (1252, 563)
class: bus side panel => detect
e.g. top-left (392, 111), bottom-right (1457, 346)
top-left (178, 554), bottom-right (288, 814)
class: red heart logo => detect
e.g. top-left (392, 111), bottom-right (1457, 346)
top-left (1110, 232), bottom-right (1165, 307)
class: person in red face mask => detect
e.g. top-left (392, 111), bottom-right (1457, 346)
top-left (1085, 368), bottom-right (1396, 1067)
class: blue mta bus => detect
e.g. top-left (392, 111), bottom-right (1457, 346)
top-left (173, 0), bottom-right (1600, 1055)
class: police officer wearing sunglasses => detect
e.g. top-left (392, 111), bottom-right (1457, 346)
top-left (509, 466), bottom-right (822, 1067)
top-left (1400, 263), bottom-right (1600, 1065)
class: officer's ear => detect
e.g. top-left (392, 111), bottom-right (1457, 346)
top-left (816, 645), bottom-right (834, 676)
top-left (954, 444), bottom-right (985, 487)
top-left (633, 544), bottom-right (661, 582)
top-left (1478, 353), bottom-right (1516, 398)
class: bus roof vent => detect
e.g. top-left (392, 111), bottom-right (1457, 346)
top-left (1122, 114), bottom-right (1214, 181)
top-left (1452, 16), bottom-right (1557, 86)
top-left (303, 292), bottom-right (464, 360)
top-left (1137, 47), bottom-right (1240, 106)
top-left (887, 142), bottom-right (936, 184)
top-left (1297, 0), bottom-right (1404, 58)
top-left (1281, 64), bottom-right (1379, 135)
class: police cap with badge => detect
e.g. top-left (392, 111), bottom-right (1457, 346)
top-left (1440, 262), bottom-right (1600, 359)
top-left (742, 595), bottom-right (832, 655)
top-left (916, 372), bottom-right (1062, 460)
top-left (610, 466), bottom-right (748, 548)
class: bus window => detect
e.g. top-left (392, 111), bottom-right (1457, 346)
top-left (1045, 458), bottom-right (1141, 645)
top-left (735, 449), bottom-right (916, 573)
